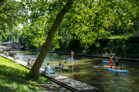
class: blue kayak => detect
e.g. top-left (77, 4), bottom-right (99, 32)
top-left (102, 60), bottom-right (110, 64)
top-left (41, 71), bottom-right (56, 74)
top-left (50, 71), bottom-right (56, 74)
top-left (108, 68), bottom-right (129, 73)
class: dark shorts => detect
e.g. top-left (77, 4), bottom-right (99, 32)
top-left (116, 62), bottom-right (119, 66)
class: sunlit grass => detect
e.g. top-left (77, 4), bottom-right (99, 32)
top-left (0, 56), bottom-right (49, 92)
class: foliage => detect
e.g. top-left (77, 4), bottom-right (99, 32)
top-left (20, 25), bottom-right (46, 49)
top-left (11, 25), bottom-right (23, 42)
top-left (55, 34), bottom-right (139, 58)
top-left (18, 0), bottom-right (138, 50)
top-left (88, 36), bottom-right (139, 58)
top-left (53, 0), bottom-right (139, 50)
top-left (107, 36), bottom-right (139, 58)
top-left (0, 0), bottom-right (21, 41)
top-left (0, 56), bottom-right (49, 92)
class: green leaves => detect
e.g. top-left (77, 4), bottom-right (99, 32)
top-left (17, 0), bottom-right (138, 50)
top-left (0, 0), bottom-right (22, 41)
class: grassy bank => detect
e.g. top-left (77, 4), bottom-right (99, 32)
top-left (0, 56), bottom-right (49, 92)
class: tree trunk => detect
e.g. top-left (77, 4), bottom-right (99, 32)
top-left (27, 0), bottom-right (73, 78)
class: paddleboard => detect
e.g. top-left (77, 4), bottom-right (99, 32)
top-left (108, 68), bottom-right (129, 73)
top-left (102, 60), bottom-right (110, 64)
top-left (104, 65), bottom-right (116, 68)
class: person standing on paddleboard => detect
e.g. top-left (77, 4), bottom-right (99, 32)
top-left (71, 50), bottom-right (74, 60)
top-left (110, 56), bottom-right (113, 68)
top-left (115, 56), bottom-right (120, 70)
top-left (71, 50), bottom-right (74, 66)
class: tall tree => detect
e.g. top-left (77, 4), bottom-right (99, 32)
top-left (0, 0), bottom-right (21, 41)
top-left (27, 0), bottom-right (73, 78)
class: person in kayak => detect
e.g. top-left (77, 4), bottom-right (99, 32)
top-left (59, 62), bottom-right (64, 68)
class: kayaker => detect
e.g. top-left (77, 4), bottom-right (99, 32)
top-left (59, 62), bottom-right (62, 67)
top-left (59, 62), bottom-right (64, 68)
top-left (64, 61), bottom-right (67, 66)
top-left (64, 61), bottom-right (67, 64)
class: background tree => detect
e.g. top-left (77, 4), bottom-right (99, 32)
top-left (0, 0), bottom-right (21, 42)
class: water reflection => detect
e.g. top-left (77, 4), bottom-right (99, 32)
top-left (14, 51), bottom-right (139, 92)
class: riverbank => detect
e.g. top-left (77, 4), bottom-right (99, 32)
top-left (0, 56), bottom-right (69, 92)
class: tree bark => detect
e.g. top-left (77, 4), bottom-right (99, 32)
top-left (0, 0), bottom-right (6, 6)
top-left (27, 0), bottom-right (73, 78)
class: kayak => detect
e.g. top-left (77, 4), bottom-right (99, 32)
top-left (102, 60), bottom-right (110, 64)
top-left (108, 68), bottom-right (129, 73)
top-left (41, 71), bottom-right (56, 74)
top-left (61, 67), bottom-right (69, 69)
top-left (55, 66), bottom-right (70, 71)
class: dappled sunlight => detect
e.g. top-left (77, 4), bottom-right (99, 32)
top-left (0, 64), bottom-right (48, 91)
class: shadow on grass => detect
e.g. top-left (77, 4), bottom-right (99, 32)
top-left (0, 64), bottom-right (48, 91)
top-left (0, 65), bottom-right (28, 83)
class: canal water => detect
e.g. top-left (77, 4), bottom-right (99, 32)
top-left (14, 51), bottom-right (139, 92)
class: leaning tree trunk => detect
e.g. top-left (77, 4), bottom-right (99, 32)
top-left (27, 0), bottom-right (73, 78)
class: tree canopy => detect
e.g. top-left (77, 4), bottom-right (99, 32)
top-left (20, 0), bottom-right (139, 49)
top-left (0, 0), bottom-right (21, 41)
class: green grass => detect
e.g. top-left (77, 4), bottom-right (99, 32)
top-left (0, 56), bottom-right (50, 92)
